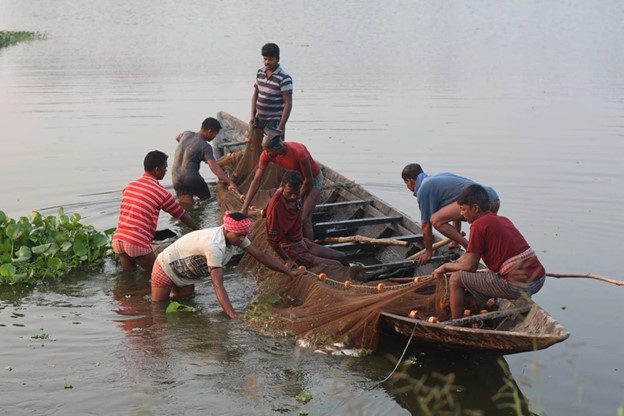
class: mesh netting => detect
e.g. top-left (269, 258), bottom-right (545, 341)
top-left (216, 150), bottom-right (449, 350)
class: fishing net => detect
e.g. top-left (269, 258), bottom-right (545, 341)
top-left (216, 150), bottom-right (450, 350)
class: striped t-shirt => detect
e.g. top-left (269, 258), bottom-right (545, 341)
top-left (255, 65), bottom-right (293, 121)
top-left (112, 173), bottom-right (185, 249)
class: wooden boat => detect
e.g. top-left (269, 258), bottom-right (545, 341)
top-left (214, 111), bottom-right (570, 355)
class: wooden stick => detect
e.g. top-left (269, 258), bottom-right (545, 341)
top-left (546, 273), bottom-right (624, 287)
top-left (320, 235), bottom-right (409, 247)
top-left (406, 238), bottom-right (452, 261)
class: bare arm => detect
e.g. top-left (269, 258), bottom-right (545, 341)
top-left (209, 267), bottom-right (238, 319)
top-left (206, 159), bottom-right (236, 190)
top-left (278, 93), bottom-right (292, 131)
top-left (250, 85), bottom-right (259, 125)
top-left (244, 243), bottom-right (304, 278)
top-left (240, 164), bottom-right (266, 213)
top-left (434, 252), bottom-right (481, 275)
top-left (414, 221), bottom-right (434, 265)
top-left (178, 212), bottom-right (199, 231)
top-left (299, 157), bottom-right (314, 197)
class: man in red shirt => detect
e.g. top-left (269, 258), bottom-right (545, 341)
top-left (241, 127), bottom-right (322, 239)
top-left (433, 184), bottom-right (546, 319)
top-left (264, 171), bottom-right (348, 269)
top-left (112, 150), bottom-right (199, 272)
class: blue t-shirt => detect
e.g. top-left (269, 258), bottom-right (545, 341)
top-left (414, 172), bottom-right (498, 223)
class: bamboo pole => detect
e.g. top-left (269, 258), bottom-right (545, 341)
top-left (405, 238), bottom-right (453, 262)
top-left (320, 235), bottom-right (410, 247)
top-left (546, 273), bottom-right (624, 287)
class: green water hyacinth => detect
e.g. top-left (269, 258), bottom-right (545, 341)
top-left (0, 31), bottom-right (41, 48)
top-left (0, 208), bottom-right (113, 284)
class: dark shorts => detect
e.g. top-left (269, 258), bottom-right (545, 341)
top-left (281, 241), bottom-right (314, 268)
top-left (254, 117), bottom-right (279, 130)
top-left (173, 175), bottom-right (210, 197)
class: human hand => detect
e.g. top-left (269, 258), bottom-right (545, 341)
top-left (433, 265), bottom-right (446, 277)
top-left (285, 260), bottom-right (298, 270)
top-left (289, 267), bottom-right (305, 279)
top-left (415, 251), bottom-right (433, 265)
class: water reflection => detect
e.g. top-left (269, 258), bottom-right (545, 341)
top-left (380, 348), bottom-right (534, 415)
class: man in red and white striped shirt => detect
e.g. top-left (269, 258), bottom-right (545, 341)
top-left (112, 150), bottom-right (199, 272)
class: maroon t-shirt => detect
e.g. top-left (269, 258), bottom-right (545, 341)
top-left (264, 188), bottom-right (303, 244)
top-left (468, 212), bottom-right (544, 278)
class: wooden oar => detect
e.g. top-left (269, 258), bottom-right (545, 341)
top-left (320, 235), bottom-right (410, 247)
top-left (546, 273), bottom-right (624, 287)
top-left (405, 238), bottom-right (452, 261)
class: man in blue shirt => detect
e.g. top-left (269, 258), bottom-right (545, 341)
top-left (401, 163), bottom-right (500, 264)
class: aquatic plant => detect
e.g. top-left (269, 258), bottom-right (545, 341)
top-left (0, 31), bottom-right (41, 48)
top-left (0, 208), bottom-right (112, 284)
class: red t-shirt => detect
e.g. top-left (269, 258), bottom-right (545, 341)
top-left (259, 142), bottom-right (320, 177)
top-left (264, 188), bottom-right (303, 244)
top-left (467, 212), bottom-right (544, 277)
top-left (112, 173), bottom-right (185, 248)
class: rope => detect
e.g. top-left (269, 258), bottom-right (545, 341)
top-left (369, 321), bottom-right (417, 387)
top-left (299, 268), bottom-right (429, 292)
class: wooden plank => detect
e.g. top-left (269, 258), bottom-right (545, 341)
top-left (314, 199), bottom-right (373, 211)
top-left (443, 305), bottom-right (533, 327)
top-left (314, 215), bottom-right (403, 231)
top-left (322, 233), bottom-right (423, 250)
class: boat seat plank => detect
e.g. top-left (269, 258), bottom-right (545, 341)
top-left (314, 199), bottom-right (373, 211)
top-left (314, 215), bottom-right (403, 231)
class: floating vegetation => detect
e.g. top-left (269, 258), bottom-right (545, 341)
top-left (0, 31), bottom-right (42, 48)
top-left (165, 301), bottom-right (196, 313)
top-left (0, 208), bottom-right (113, 285)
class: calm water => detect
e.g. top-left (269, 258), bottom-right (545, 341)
top-left (1, 1), bottom-right (623, 414)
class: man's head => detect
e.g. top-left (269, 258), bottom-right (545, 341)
top-left (401, 163), bottom-right (424, 192)
top-left (144, 150), bottom-right (168, 180)
top-left (262, 126), bottom-right (285, 156)
top-left (457, 184), bottom-right (490, 223)
top-left (280, 170), bottom-right (303, 202)
top-left (199, 117), bottom-right (222, 141)
top-left (261, 43), bottom-right (280, 71)
top-left (223, 211), bottom-right (252, 246)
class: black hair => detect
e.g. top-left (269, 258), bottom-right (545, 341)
top-left (401, 163), bottom-right (424, 180)
top-left (261, 43), bottom-right (280, 58)
top-left (457, 184), bottom-right (490, 212)
top-left (201, 117), bottom-right (222, 131)
top-left (281, 170), bottom-right (303, 190)
top-left (226, 211), bottom-right (249, 221)
top-left (144, 150), bottom-right (168, 171)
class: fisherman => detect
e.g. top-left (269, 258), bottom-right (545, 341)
top-left (263, 170), bottom-right (350, 269)
top-left (401, 163), bottom-right (500, 264)
top-left (150, 211), bottom-right (304, 318)
top-left (112, 150), bottom-right (199, 272)
top-left (433, 184), bottom-right (545, 319)
top-left (232, 43), bottom-right (293, 182)
top-left (240, 127), bottom-right (322, 239)
top-left (172, 117), bottom-right (237, 207)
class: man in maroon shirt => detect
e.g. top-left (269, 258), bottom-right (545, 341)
top-left (264, 170), bottom-right (347, 269)
top-left (434, 184), bottom-right (546, 319)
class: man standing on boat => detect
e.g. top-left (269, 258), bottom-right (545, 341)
top-left (263, 171), bottom-right (351, 269)
top-left (433, 184), bottom-right (546, 320)
top-left (251, 42), bottom-right (292, 140)
top-left (151, 211), bottom-right (304, 318)
top-left (112, 150), bottom-right (199, 272)
top-left (240, 128), bottom-right (322, 239)
top-left (172, 117), bottom-right (237, 207)
top-left (233, 43), bottom-right (293, 181)
top-left (401, 163), bottom-right (500, 264)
